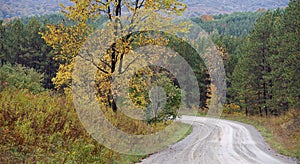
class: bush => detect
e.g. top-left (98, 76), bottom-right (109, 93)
top-left (128, 67), bottom-right (182, 124)
top-left (0, 64), bottom-right (44, 93)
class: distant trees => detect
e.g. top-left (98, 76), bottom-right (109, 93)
top-left (0, 0), bottom-right (73, 19)
top-left (192, 12), bottom-right (264, 37)
top-left (201, 15), bottom-right (214, 21)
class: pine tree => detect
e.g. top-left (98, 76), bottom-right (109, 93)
top-left (231, 11), bottom-right (281, 116)
top-left (231, 45), bottom-right (257, 115)
top-left (270, 0), bottom-right (300, 111)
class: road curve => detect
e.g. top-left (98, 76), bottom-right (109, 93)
top-left (138, 116), bottom-right (297, 164)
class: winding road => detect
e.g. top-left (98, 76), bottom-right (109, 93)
top-left (139, 116), bottom-right (297, 164)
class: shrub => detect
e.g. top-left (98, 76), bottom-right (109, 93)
top-left (0, 63), bottom-right (44, 93)
top-left (128, 67), bottom-right (182, 124)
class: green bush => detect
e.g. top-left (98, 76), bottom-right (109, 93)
top-left (0, 64), bottom-right (44, 93)
top-left (128, 67), bottom-right (182, 123)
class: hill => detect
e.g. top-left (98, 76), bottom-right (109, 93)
top-left (0, 0), bottom-right (72, 19)
top-left (0, 0), bottom-right (289, 19)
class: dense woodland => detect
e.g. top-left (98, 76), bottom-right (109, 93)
top-left (0, 0), bottom-right (299, 162)
top-left (192, 3), bottom-right (299, 116)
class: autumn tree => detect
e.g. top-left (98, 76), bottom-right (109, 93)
top-left (41, 0), bottom-right (187, 114)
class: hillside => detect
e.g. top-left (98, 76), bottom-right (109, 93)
top-left (184, 0), bottom-right (289, 17)
top-left (0, 0), bottom-right (289, 19)
top-left (0, 0), bottom-right (72, 19)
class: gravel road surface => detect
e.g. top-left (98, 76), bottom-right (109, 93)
top-left (138, 116), bottom-right (297, 164)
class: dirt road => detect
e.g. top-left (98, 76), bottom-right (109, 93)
top-left (139, 116), bottom-right (297, 164)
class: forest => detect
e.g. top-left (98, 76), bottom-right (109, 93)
top-left (0, 0), bottom-right (299, 162)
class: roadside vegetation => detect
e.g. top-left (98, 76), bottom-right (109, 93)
top-left (0, 65), bottom-right (190, 162)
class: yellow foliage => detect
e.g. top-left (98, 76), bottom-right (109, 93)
top-left (201, 15), bottom-right (214, 21)
top-left (52, 61), bottom-right (75, 91)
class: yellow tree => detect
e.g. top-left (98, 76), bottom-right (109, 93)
top-left (41, 0), bottom-right (188, 112)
